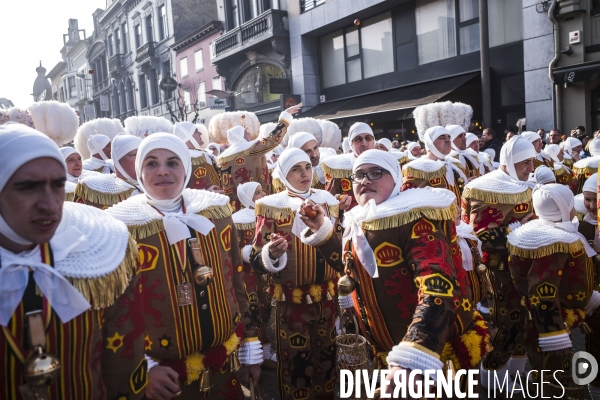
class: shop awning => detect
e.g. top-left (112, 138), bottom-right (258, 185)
top-left (300, 72), bottom-right (479, 120)
top-left (552, 60), bottom-right (600, 85)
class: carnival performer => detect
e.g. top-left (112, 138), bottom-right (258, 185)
top-left (402, 126), bottom-right (468, 207)
top-left (520, 131), bottom-right (552, 169)
top-left (0, 123), bottom-right (146, 399)
top-left (251, 148), bottom-right (340, 400)
top-left (218, 104), bottom-right (302, 211)
top-left (74, 134), bottom-right (143, 209)
top-left (561, 137), bottom-right (583, 166)
top-left (507, 183), bottom-right (597, 397)
top-left (300, 150), bottom-right (489, 396)
top-left (527, 165), bottom-right (556, 188)
top-left (231, 182), bottom-right (274, 368)
top-left (106, 133), bottom-right (260, 399)
top-left (173, 122), bottom-right (221, 192)
top-left (207, 142), bottom-right (221, 157)
top-left (573, 138), bottom-right (600, 194)
top-left (59, 147), bottom-right (100, 201)
top-left (83, 134), bottom-right (114, 173)
top-left (544, 144), bottom-right (575, 189)
top-left (466, 132), bottom-right (494, 173)
top-left (266, 145), bottom-right (285, 171)
top-left (287, 132), bottom-right (326, 190)
top-left (377, 138), bottom-right (409, 168)
top-left (462, 136), bottom-right (535, 388)
top-left (322, 122), bottom-right (376, 211)
top-left (406, 141), bottom-right (422, 161)
top-left (447, 125), bottom-right (485, 178)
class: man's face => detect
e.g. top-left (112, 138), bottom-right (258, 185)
top-left (584, 191), bottom-right (598, 217)
top-left (192, 130), bottom-right (204, 148)
top-left (433, 134), bottom-right (452, 156)
top-left (103, 143), bottom-right (112, 159)
top-left (469, 140), bottom-right (480, 152)
top-left (118, 149), bottom-right (138, 180)
top-left (411, 146), bottom-right (422, 157)
top-left (0, 158), bottom-right (65, 248)
top-left (453, 132), bottom-right (467, 151)
top-left (532, 138), bottom-right (542, 153)
top-left (252, 184), bottom-right (266, 203)
top-left (505, 132), bottom-right (514, 141)
top-left (65, 153), bottom-right (82, 177)
top-left (537, 130), bottom-right (545, 140)
top-left (352, 163), bottom-right (394, 206)
top-left (482, 131), bottom-right (493, 143)
top-left (351, 133), bottom-right (375, 156)
top-left (550, 130), bottom-right (561, 144)
top-left (513, 158), bottom-right (535, 181)
top-left (300, 140), bottom-right (320, 167)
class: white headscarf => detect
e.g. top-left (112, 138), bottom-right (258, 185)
top-left (136, 133), bottom-right (216, 245)
top-left (342, 137), bottom-right (351, 153)
top-left (276, 148), bottom-right (312, 198)
top-left (447, 125), bottom-right (483, 174)
top-left (446, 125), bottom-right (466, 152)
top-left (173, 121), bottom-right (200, 149)
top-left (465, 133), bottom-right (479, 147)
top-left (207, 142), bottom-right (221, 156)
top-left (237, 182), bottom-right (260, 209)
top-left (544, 143), bottom-right (569, 172)
top-left (520, 131), bottom-right (541, 144)
top-left (456, 221), bottom-right (482, 273)
top-left (590, 138), bottom-right (600, 157)
top-left (219, 126), bottom-right (255, 160)
top-left (348, 122), bottom-right (374, 143)
top-left (533, 183), bottom-right (595, 256)
top-left (500, 136), bottom-right (536, 181)
top-left (289, 132), bottom-right (317, 150)
top-left (112, 134), bottom-right (142, 183)
top-left (377, 138), bottom-right (392, 152)
top-left (583, 173), bottom-right (598, 194)
top-left (87, 134), bottom-right (111, 160)
top-left (532, 165), bottom-right (556, 185)
top-left (60, 147), bottom-right (81, 183)
top-left (562, 137), bottom-right (582, 157)
top-left (342, 150), bottom-right (402, 278)
top-left (406, 142), bottom-right (422, 160)
top-left (423, 126), bottom-right (449, 160)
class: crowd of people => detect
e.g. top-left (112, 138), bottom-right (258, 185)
top-left (1, 99), bottom-right (600, 400)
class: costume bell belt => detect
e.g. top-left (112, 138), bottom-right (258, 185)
top-left (270, 280), bottom-right (336, 304)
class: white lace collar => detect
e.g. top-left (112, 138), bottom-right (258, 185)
top-left (507, 218), bottom-right (585, 250)
top-left (232, 207), bottom-right (256, 225)
top-left (79, 173), bottom-right (136, 194)
top-left (464, 169), bottom-right (530, 194)
top-left (321, 152), bottom-right (355, 171)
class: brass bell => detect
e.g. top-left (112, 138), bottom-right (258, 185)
top-left (581, 322), bottom-right (593, 334)
top-left (229, 351), bottom-right (241, 372)
top-left (337, 274), bottom-right (356, 296)
top-left (198, 368), bottom-right (212, 392)
top-left (457, 178), bottom-right (465, 185)
top-left (477, 263), bottom-right (487, 274)
top-left (305, 294), bottom-right (313, 304)
top-left (192, 265), bottom-right (213, 286)
top-left (23, 346), bottom-right (61, 387)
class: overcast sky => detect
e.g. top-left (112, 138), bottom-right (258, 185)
top-left (0, 0), bottom-right (106, 107)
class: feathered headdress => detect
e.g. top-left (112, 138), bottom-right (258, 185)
top-left (74, 118), bottom-right (124, 159)
top-left (282, 118), bottom-right (323, 147)
top-left (412, 101), bottom-right (473, 140)
top-left (208, 111), bottom-right (260, 144)
top-left (317, 119), bottom-right (342, 150)
top-left (124, 116), bottom-right (174, 139)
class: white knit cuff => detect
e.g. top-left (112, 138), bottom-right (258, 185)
top-left (300, 218), bottom-right (333, 247)
top-left (507, 356), bottom-right (527, 376)
top-left (386, 343), bottom-right (443, 380)
top-left (476, 302), bottom-right (490, 314)
top-left (279, 111), bottom-right (293, 125)
top-left (480, 362), bottom-right (510, 389)
top-left (338, 294), bottom-right (354, 309)
top-left (507, 221), bottom-right (521, 232)
top-left (262, 344), bottom-right (272, 360)
top-left (238, 339), bottom-right (263, 365)
top-left (242, 244), bottom-right (253, 264)
top-left (538, 332), bottom-right (572, 352)
top-left (261, 243), bottom-right (287, 273)
top-left (586, 291), bottom-right (600, 315)
top-left (146, 354), bottom-right (159, 370)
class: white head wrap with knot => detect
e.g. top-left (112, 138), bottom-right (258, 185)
top-left (112, 134), bottom-right (142, 183)
top-left (342, 137), bottom-right (351, 153)
top-left (218, 126), bottom-right (256, 160)
top-left (289, 132), bottom-right (317, 150)
top-left (446, 125), bottom-right (466, 152)
top-left (562, 137), bottom-right (582, 157)
top-left (207, 142), bottom-right (221, 156)
top-left (465, 132), bottom-right (479, 147)
top-left (348, 122), bottom-right (374, 143)
top-left (276, 148), bottom-right (312, 198)
top-left (583, 173), bottom-right (598, 194)
top-left (237, 182), bottom-right (261, 209)
top-left (544, 144), bottom-right (569, 173)
top-left (590, 138), bottom-right (600, 157)
top-left (342, 150), bottom-right (402, 278)
top-left (406, 142), bottom-right (422, 160)
top-left (500, 136), bottom-right (537, 181)
top-left (87, 134), bottom-right (111, 160)
top-left (532, 165), bottom-right (556, 185)
top-left (60, 147), bottom-right (79, 161)
top-left (0, 123), bottom-right (91, 325)
top-left (377, 138), bottom-right (392, 152)
top-left (423, 126), bottom-right (449, 160)
top-left (173, 121), bottom-right (201, 149)
top-left (520, 131), bottom-right (541, 144)
top-left (532, 183), bottom-right (595, 256)
top-left (136, 133), bottom-right (215, 245)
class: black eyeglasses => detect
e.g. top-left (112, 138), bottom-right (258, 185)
top-left (349, 168), bottom-right (391, 183)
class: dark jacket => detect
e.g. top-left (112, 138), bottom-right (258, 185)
top-left (482, 138), bottom-right (503, 162)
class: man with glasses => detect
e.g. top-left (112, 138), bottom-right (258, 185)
top-left (299, 150), bottom-right (489, 396)
top-left (481, 128), bottom-right (503, 162)
top-left (321, 122), bottom-right (376, 211)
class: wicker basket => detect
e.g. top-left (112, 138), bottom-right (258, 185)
top-left (335, 315), bottom-right (370, 375)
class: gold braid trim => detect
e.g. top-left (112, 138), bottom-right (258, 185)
top-left (74, 184), bottom-right (135, 207)
top-left (67, 235), bottom-right (137, 309)
top-left (401, 165), bottom-right (446, 180)
top-left (508, 241), bottom-right (583, 259)
top-left (462, 186), bottom-right (531, 204)
top-left (328, 204), bottom-right (339, 219)
top-left (128, 204), bottom-right (232, 240)
top-left (272, 177), bottom-right (286, 193)
top-left (554, 168), bottom-right (568, 177)
top-left (218, 147), bottom-right (257, 164)
top-left (321, 163), bottom-right (352, 179)
top-left (255, 202), bottom-right (338, 221)
top-left (361, 203), bottom-right (457, 231)
top-left (573, 166), bottom-right (598, 176)
top-left (234, 222), bottom-right (255, 231)
top-left (65, 192), bottom-right (75, 202)
top-left (191, 156), bottom-right (209, 165)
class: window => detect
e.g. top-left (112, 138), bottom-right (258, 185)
top-left (107, 34), bottom-right (114, 56)
top-left (180, 57), bottom-right (188, 78)
top-left (122, 23), bottom-right (128, 53)
top-left (126, 78), bottom-right (134, 110)
top-left (149, 69), bottom-right (159, 105)
top-left (134, 24), bottom-right (142, 49)
top-left (416, 0), bottom-right (456, 64)
top-left (233, 63), bottom-right (284, 109)
top-left (488, 0), bottom-right (522, 47)
top-left (212, 75), bottom-right (222, 90)
top-left (139, 74), bottom-right (148, 108)
top-left (194, 49), bottom-right (203, 71)
top-left (158, 5), bottom-right (167, 40)
top-left (115, 29), bottom-right (121, 54)
top-left (458, 0), bottom-right (479, 55)
top-left (183, 89), bottom-right (191, 111)
top-left (197, 82), bottom-right (206, 108)
top-left (68, 77), bottom-right (77, 98)
top-left (229, 0), bottom-right (240, 29)
top-left (146, 15), bottom-right (153, 43)
top-left (163, 61), bottom-right (173, 99)
top-left (319, 12), bottom-right (393, 88)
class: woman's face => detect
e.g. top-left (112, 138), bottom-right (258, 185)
top-left (252, 184), bottom-right (266, 203)
top-left (285, 161), bottom-right (312, 192)
top-left (65, 153), bottom-right (82, 177)
top-left (584, 191), bottom-right (598, 217)
top-left (140, 149), bottom-right (186, 200)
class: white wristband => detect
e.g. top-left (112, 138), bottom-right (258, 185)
top-left (300, 218), bottom-right (333, 247)
top-left (261, 242), bottom-right (287, 273)
top-left (538, 332), bottom-right (572, 352)
top-left (145, 354), bottom-right (159, 370)
top-left (242, 244), bottom-right (253, 264)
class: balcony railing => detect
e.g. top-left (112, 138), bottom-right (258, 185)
top-left (108, 54), bottom-right (124, 74)
top-left (301, 0), bottom-right (326, 13)
top-left (136, 42), bottom-right (155, 63)
top-left (212, 9), bottom-right (288, 62)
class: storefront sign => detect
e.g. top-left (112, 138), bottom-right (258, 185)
top-left (210, 97), bottom-right (228, 110)
top-left (280, 95), bottom-right (301, 111)
top-left (160, 77), bottom-right (178, 93)
top-left (269, 78), bottom-right (290, 94)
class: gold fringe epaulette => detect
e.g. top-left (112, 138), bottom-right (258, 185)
top-left (74, 184), bottom-right (135, 207)
top-left (128, 204), bottom-right (233, 240)
top-left (507, 240), bottom-right (583, 259)
top-left (272, 177), bottom-right (286, 193)
top-left (573, 166), bottom-right (598, 176)
top-left (255, 202), bottom-right (338, 220)
top-left (402, 165), bottom-right (447, 180)
top-left (191, 156), bottom-right (209, 165)
top-left (361, 203), bottom-right (457, 231)
top-left (65, 192), bottom-right (75, 202)
top-left (398, 156), bottom-right (409, 166)
top-left (554, 168), bottom-right (568, 176)
top-left (67, 235), bottom-right (137, 309)
top-left (321, 163), bottom-right (352, 179)
top-left (235, 222), bottom-right (256, 231)
top-left (462, 186), bottom-right (531, 205)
